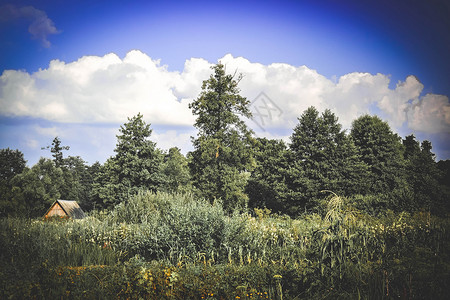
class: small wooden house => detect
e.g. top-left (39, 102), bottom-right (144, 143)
top-left (44, 200), bottom-right (86, 219)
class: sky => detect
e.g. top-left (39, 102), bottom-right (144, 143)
top-left (0, 0), bottom-right (449, 166)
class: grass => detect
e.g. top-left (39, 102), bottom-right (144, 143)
top-left (1, 191), bottom-right (449, 299)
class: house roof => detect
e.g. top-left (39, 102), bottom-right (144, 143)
top-left (45, 200), bottom-right (86, 219)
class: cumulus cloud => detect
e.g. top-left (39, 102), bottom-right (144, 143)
top-left (0, 4), bottom-right (60, 47)
top-left (0, 51), bottom-right (196, 125)
top-left (1, 51), bottom-right (449, 138)
top-left (407, 93), bottom-right (450, 133)
top-left (220, 55), bottom-right (450, 134)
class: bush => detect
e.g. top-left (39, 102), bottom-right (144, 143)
top-left (1, 192), bottom-right (449, 299)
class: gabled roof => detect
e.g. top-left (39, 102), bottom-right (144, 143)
top-left (44, 200), bottom-right (86, 219)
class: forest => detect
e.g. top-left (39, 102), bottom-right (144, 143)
top-left (1, 64), bottom-right (449, 299)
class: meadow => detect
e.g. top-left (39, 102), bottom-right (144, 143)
top-left (1, 191), bottom-right (449, 299)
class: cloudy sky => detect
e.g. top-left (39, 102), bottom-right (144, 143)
top-left (1, 0), bottom-right (449, 165)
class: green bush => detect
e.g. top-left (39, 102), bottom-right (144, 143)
top-left (1, 192), bottom-right (449, 299)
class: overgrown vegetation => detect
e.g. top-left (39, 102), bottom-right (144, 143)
top-left (1, 63), bottom-right (449, 298)
top-left (1, 192), bottom-right (448, 299)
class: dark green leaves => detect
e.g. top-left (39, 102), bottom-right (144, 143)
top-left (92, 113), bottom-right (165, 208)
top-left (189, 63), bottom-right (255, 212)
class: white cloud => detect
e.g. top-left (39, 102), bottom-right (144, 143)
top-left (0, 4), bottom-right (59, 47)
top-left (1, 51), bottom-right (449, 138)
top-left (378, 75), bottom-right (423, 127)
top-left (0, 51), bottom-right (197, 125)
top-left (407, 93), bottom-right (450, 133)
top-left (221, 56), bottom-right (449, 134)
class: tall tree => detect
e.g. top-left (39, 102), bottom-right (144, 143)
top-left (189, 63), bottom-right (255, 212)
top-left (350, 115), bottom-right (407, 203)
top-left (288, 107), bottom-right (369, 213)
top-left (403, 135), bottom-right (443, 212)
top-left (91, 114), bottom-right (164, 208)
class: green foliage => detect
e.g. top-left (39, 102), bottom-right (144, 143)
top-left (92, 113), bottom-right (165, 208)
top-left (189, 63), bottom-right (256, 212)
top-left (287, 107), bottom-right (369, 213)
top-left (9, 158), bottom-right (63, 217)
top-left (0, 148), bottom-right (27, 217)
top-left (161, 147), bottom-right (191, 193)
top-left (0, 148), bottom-right (26, 181)
top-left (402, 135), bottom-right (446, 213)
top-left (247, 138), bottom-right (291, 214)
top-left (350, 115), bottom-right (407, 195)
top-left (1, 191), bottom-right (449, 299)
top-left (41, 136), bottom-right (70, 168)
top-left (2, 73), bottom-right (450, 299)
top-left (61, 156), bottom-right (97, 211)
top-left (106, 191), bottom-right (227, 261)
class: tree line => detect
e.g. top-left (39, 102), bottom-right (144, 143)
top-left (1, 63), bottom-right (449, 217)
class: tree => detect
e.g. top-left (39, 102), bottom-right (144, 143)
top-left (403, 135), bottom-right (444, 212)
top-left (62, 156), bottom-right (96, 211)
top-left (10, 158), bottom-right (63, 217)
top-left (161, 147), bottom-right (191, 193)
top-left (91, 114), bottom-right (164, 208)
top-left (288, 107), bottom-right (369, 213)
top-left (189, 63), bottom-right (256, 212)
top-left (246, 138), bottom-right (290, 213)
top-left (350, 115), bottom-right (407, 207)
top-left (0, 148), bottom-right (27, 181)
top-left (403, 134), bottom-right (421, 160)
top-left (0, 148), bottom-right (27, 217)
top-left (437, 159), bottom-right (450, 214)
top-left (42, 136), bottom-right (70, 167)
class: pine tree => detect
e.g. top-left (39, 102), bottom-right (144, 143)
top-left (288, 107), bottom-right (368, 213)
top-left (350, 115), bottom-right (406, 195)
top-left (92, 113), bottom-right (164, 208)
top-left (403, 135), bottom-right (443, 212)
top-left (42, 137), bottom-right (70, 168)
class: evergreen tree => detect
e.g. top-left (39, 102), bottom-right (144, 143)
top-left (42, 136), bottom-right (70, 168)
top-left (288, 107), bottom-right (368, 213)
top-left (350, 115), bottom-right (408, 208)
top-left (246, 138), bottom-right (290, 213)
top-left (92, 113), bottom-right (164, 208)
top-left (189, 63), bottom-right (255, 212)
top-left (403, 135), bottom-right (443, 212)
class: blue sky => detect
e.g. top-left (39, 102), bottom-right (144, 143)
top-left (1, 0), bottom-right (449, 165)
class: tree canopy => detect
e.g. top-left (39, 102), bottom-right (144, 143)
top-left (189, 63), bottom-right (256, 212)
top-left (92, 113), bottom-right (165, 208)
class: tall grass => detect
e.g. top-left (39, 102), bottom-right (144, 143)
top-left (1, 191), bottom-right (449, 299)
